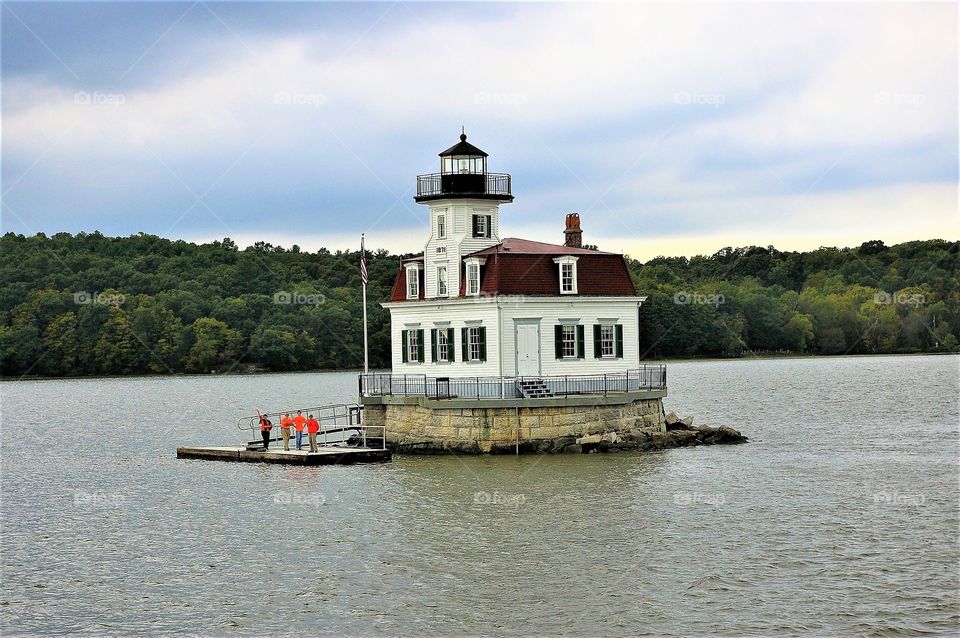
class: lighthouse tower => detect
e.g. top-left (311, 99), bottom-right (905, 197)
top-left (413, 132), bottom-right (513, 299)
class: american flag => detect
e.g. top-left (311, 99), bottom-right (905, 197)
top-left (359, 235), bottom-right (368, 285)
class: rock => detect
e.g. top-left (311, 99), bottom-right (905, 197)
top-left (694, 424), bottom-right (748, 445)
top-left (680, 416), bottom-right (694, 427)
top-left (665, 411), bottom-right (680, 426)
top-left (561, 444), bottom-right (583, 454)
top-left (600, 431), bottom-right (619, 444)
top-left (576, 434), bottom-right (603, 445)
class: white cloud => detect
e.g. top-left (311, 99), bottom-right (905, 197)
top-left (2, 2), bottom-right (956, 253)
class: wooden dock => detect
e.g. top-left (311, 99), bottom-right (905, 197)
top-left (176, 445), bottom-right (391, 465)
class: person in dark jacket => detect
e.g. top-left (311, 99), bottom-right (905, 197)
top-left (257, 412), bottom-right (273, 450)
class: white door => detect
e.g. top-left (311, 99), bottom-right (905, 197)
top-left (516, 323), bottom-right (541, 377)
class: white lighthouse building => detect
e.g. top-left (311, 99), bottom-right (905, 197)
top-left (382, 132), bottom-right (647, 380)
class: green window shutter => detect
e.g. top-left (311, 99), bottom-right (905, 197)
top-left (417, 330), bottom-right (425, 363)
top-left (615, 324), bottom-right (624, 358)
top-left (485, 215), bottom-right (492, 238)
top-left (554, 325), bottom-right (564, 359)
top-left (431, 328), bottom-right (438, 362)
top-left (577, 325), bottom-right (585, 359)
top-left (471, 215), bottom-right (479, 238)
top-left (593, 324), bottom-right (602, 358)
top-left (447, 328), bottom-right (455, 362)
top-left (478, 327), bottom-right (487, 362)
top-left (401, 330), bottom-right (408, 363)
top-left (462, 327), bottom-right (469, 361)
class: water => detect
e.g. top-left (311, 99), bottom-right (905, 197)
top-left (2, 355), bottom-right (958, 636)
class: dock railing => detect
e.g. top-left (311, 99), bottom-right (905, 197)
top-left (237, 403), bottom-right (386, 450)
top-left (359, 365), bottom-right (666, 400)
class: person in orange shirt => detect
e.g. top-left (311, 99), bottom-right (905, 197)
top-left (280, 412), bottom-right (294, 451)
top-left (306, 414), bottom-right (320, 452)
top-left (293, 410), bottom-right (307, 451)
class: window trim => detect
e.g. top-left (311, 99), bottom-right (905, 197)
top-left (561, 324), bottom-right (577, 359)
top-left (600, 324), bottom-right (615, 358)
top-left (436, 328), bottom-right (448, 361)
top-left (437, 213), bottom-right (446, 239)
top-left (404, 264), bottom-right (420, 299)
top-left (553, 256), bottom-right (579, 295)
top-left (464, 257), bottom-right (485, 296)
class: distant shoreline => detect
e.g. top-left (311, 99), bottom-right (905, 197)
top-left (3, 351), bottom-right (954, 382)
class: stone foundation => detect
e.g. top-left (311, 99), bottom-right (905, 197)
top-left (361, 390), bottom-right (668, 454)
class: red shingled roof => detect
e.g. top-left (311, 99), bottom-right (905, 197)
top-left (468, 237), bottom-right (613, 256)
top-left (388, 240), bottom-right (636, 301)
top-left (475, 251), bottom-right (635, 297)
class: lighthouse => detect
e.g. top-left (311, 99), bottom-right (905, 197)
top-left (360, 131), bottom-right (668, 453)
top-left (383, 131), bottom-right (647, 378)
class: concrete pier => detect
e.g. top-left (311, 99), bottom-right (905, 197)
top-left (176, 445), bottom-right (391, 465)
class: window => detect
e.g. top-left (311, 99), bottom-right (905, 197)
top-left (600, 325), bottom-right (615, 357)
top-left (460, 326), bottom-right (487, 362)
top-left (437, 214), bottom-right (446, 239)
top-left (436, 246), bottom-right (446, 254)
top-left (561, 263), bottom-right (574, 293)
top-left (472, 214), bottom-right (491, 238)
top-left (562, 325), bottom-right (576, 358)
top-left (437, 266), bottom-right (447, 296)
top-left (436, 329), bottom-right (448, 361)
top-left (431, 328), bottom-right (455, 363)
top-left (406, 266), bottom-right (419, 299)
top-left (402, 329), bottom-right (424, 363)
top-left (554, 256), bottom-right (579, 294)
top-left (554, 324), bottom-right (585, 359)
top-left (461, 326), bottom-right (487, 362)
top-left (593, 323), bottom-right (624, 359)
top-left (466, 263), bottom-right (480, 295)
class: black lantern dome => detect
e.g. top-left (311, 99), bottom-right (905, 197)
top-left (415, 131), bottom-right (513, 203)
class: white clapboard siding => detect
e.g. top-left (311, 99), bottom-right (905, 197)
top-left (384, 296), bottom-right (643, 377)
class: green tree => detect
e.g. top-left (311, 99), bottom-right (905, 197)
top-left (186, 317), bottom-right (240, 373)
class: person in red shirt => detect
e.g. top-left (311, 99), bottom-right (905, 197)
top-left (280, 412), bottom-right (294, 451)
top-left (306, 414), bottom-right (321, 452)
top-left (293, 410), bottom-right (307, 450)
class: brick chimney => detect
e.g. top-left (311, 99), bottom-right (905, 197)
top-left (563, 213), bottom-right (582, 248)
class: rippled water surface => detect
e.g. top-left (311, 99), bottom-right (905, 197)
top-left (2, 355), bottom-right (958, 636)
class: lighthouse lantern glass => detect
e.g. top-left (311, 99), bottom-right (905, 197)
top-left (442, 155), bottom-right (486, 175)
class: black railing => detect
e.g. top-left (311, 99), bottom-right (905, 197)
top-left (359, 366), bottom-right (666, 400)
top-left (416, 172), bottom-right (512, 199)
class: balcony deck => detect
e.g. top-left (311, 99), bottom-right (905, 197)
top-left (359, 367), bottom-right (667, 401)
top-left (415, 172), bottom-right (513, 202)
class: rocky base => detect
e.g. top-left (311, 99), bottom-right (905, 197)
top-left (387, 422), bottom-right (747, 455)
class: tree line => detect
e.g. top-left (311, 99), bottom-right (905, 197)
top-left (0, 232), bottom-right (956, 377)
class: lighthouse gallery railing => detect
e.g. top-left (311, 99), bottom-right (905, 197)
top-left (359, 366), bottom-right (666, 400)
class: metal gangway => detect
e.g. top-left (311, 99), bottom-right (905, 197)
top-left (236, 403), bottom-right (385, 451)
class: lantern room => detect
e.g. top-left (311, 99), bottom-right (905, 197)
top-left (415, 131), bottom-right (513, 203)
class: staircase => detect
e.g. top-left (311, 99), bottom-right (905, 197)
top-left (517, 378), bottom-right (555, 399)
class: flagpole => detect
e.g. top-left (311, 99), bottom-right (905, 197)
top-left (361, 234), bottom-right (369, 377)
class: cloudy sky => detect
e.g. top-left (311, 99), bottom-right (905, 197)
top-left (3, 1), bottom-right (957, 260)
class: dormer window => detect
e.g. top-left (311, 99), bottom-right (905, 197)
top-left (405, 263), bottom-right (420, 299)
top-left (467, 264), bottom-right (480, 295)
top-left (553, 256), bottom-right (579, 295)
top-left (464, 257), bottom-right (485, 296)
